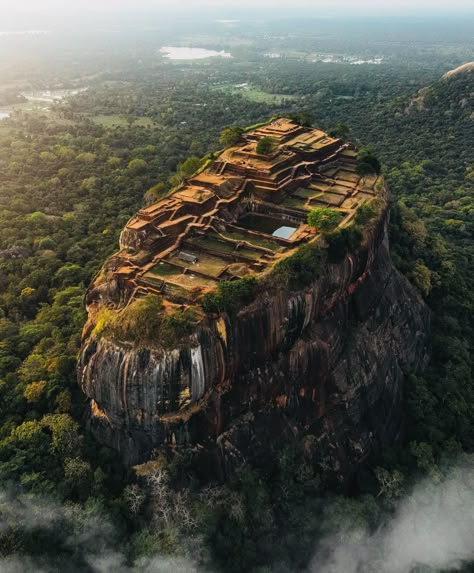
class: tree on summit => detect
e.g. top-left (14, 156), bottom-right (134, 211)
top-left (256, 136), bottom-right (277, 156)
top-left (329, 123), bottom-right (350, 139)
top-left (220, 126), bottom-right (244, 147)
top-left (357, 146), bottom-right (381, 175)
top-left (307, 208), bottom-right (341, 233)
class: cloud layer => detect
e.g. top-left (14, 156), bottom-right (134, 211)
top-left (311, 464), bottom-right (474, 573)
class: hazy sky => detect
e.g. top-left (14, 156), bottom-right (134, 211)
top-left (1, 0), bottom-right (474, 31)
top-left (2, 0), bottom-right (474, 17)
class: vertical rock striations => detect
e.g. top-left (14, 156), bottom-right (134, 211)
top-left (78, 119), bottom-right (430, 484)
top-left (78, 209), bottom-right (430, 484)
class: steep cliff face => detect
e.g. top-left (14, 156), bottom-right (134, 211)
top-left (78, 207), bottom-right (430, 484)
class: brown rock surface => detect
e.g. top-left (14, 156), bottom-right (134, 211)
top-left (78, 200), bottom-right (430, 484)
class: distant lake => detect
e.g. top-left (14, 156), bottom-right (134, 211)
top-left (160, 47), bottom-right (232, 60)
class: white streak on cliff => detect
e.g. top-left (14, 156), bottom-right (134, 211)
top-left (190, 344), bottom-right (205, 402)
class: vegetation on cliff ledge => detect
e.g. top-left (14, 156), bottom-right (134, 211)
top-left (357, 145), bottom-right (382, 175)
top-left (93, 294), bottom-right (200, 348)
top-left (273, 242), bottom-right (327, 289)
top-left (201, 276), bottom-right (259, 314)
top-left (307, 207), bottom-right (341, 232)
top-left (202, 198), bottom-right (382, 314)
top-left (256, 136), bottom-right (278, 155)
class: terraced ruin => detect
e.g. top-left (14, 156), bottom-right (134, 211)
top-left (103, 118), bottom-right (382, 305)
top-left (79, 118), bottom-right (430, 472)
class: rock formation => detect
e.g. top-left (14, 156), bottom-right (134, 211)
top-left (78, 118), bottom-right (430, 485)
top-left (442, 61), bottom-right (474, 79)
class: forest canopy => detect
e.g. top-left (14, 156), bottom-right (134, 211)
top-left (0, 18), bottom-right (472, 572)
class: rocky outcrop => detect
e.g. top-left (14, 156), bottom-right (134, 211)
top-left (78, 206), bottom-right (430, 485)
top-left (442, 61), bottom-right (474, 80)
top-left (0, 246), bottom-right (31, 260)
top-left (408, 62), bottom-right (474, 114)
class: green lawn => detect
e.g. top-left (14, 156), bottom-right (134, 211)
top-left (187, 235), bottom-right (236, 255)
top-left (312, 192), bottom-right (346, 207)
top-left (167, 252), bottom-right (228, 278)
top-left (91, 115), bottom-right (157, 128)
top-left (237, 247), bottom-right (266, 261)
top-left (337, 171), bottom-right (360, 183)
top-left (281, 196), bottom-right (311, 211)
top-left (149, 262), bottom-right (181, 277)
top-left (293, 187), bottom-right (318, 199)
top-left (220, 229), bottom-right (279, 251)
top-left (239, 88), bottom-right (299, 104)
top-left (211, 83), bottom-right (300, 105)
top-left (134, 117), bottom-right (157, 128)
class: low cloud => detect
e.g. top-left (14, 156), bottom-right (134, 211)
top-left (310, 463), bottom-right (474, 573)
top-left (0, 488), bottom-right (205, 573)
top-left (1, 462), bottom-right (473, 573)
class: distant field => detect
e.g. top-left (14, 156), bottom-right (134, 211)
top-left (134, 117), bottom-right (158, 127)
top-left (2, 102), bottom-right (51, 116)
top-left (91, 115), bottom-right (157, 128)
top-left (211, 83), bottom-right (300, 105)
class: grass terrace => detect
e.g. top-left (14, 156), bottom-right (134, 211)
top-left (106, 118), bottom-right (384, 307)
top-left (281, 196), bottom-right (312, 211)
top-left (309, 182), bottom-right (332, 192)
top-left (294, 187), bottom-right (319, 199)
top-left (337, 171), bottom-right (360, 183)
top-left (149, 261), bottom-right (181, 277)
top-left (320, 167), bottom-right (338, 177)
top-left (341, 149), bottom-right (358, 158)
top-left (167, 251), bottom-right (229, 278)
top-left (219, 230), bottom-right (281, 251)
top-left (186, 235), bottom-right (237, 256)
top-left (147, 264), bottom-right (218, 291)
top-left (235, 246), bottom-right (269, 261)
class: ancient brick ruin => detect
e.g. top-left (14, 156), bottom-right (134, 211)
top-left (106, 118), bottom-right (381, 305)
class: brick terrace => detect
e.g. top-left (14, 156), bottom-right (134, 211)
top-left (106, 119), bottom-right (381, 304)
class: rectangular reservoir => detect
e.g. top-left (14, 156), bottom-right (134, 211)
top-left (272, 226), bottom-right (297, 240)
top-left (237, 213), bottom-right (298, 238)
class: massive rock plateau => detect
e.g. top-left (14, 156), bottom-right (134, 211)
top-left (78, 119), bottom-right (430, 485)
top-left (79, 220), bottom-right (430, 483)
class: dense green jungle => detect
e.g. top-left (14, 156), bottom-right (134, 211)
top-left (0, 14), bottom-right (473, 573)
